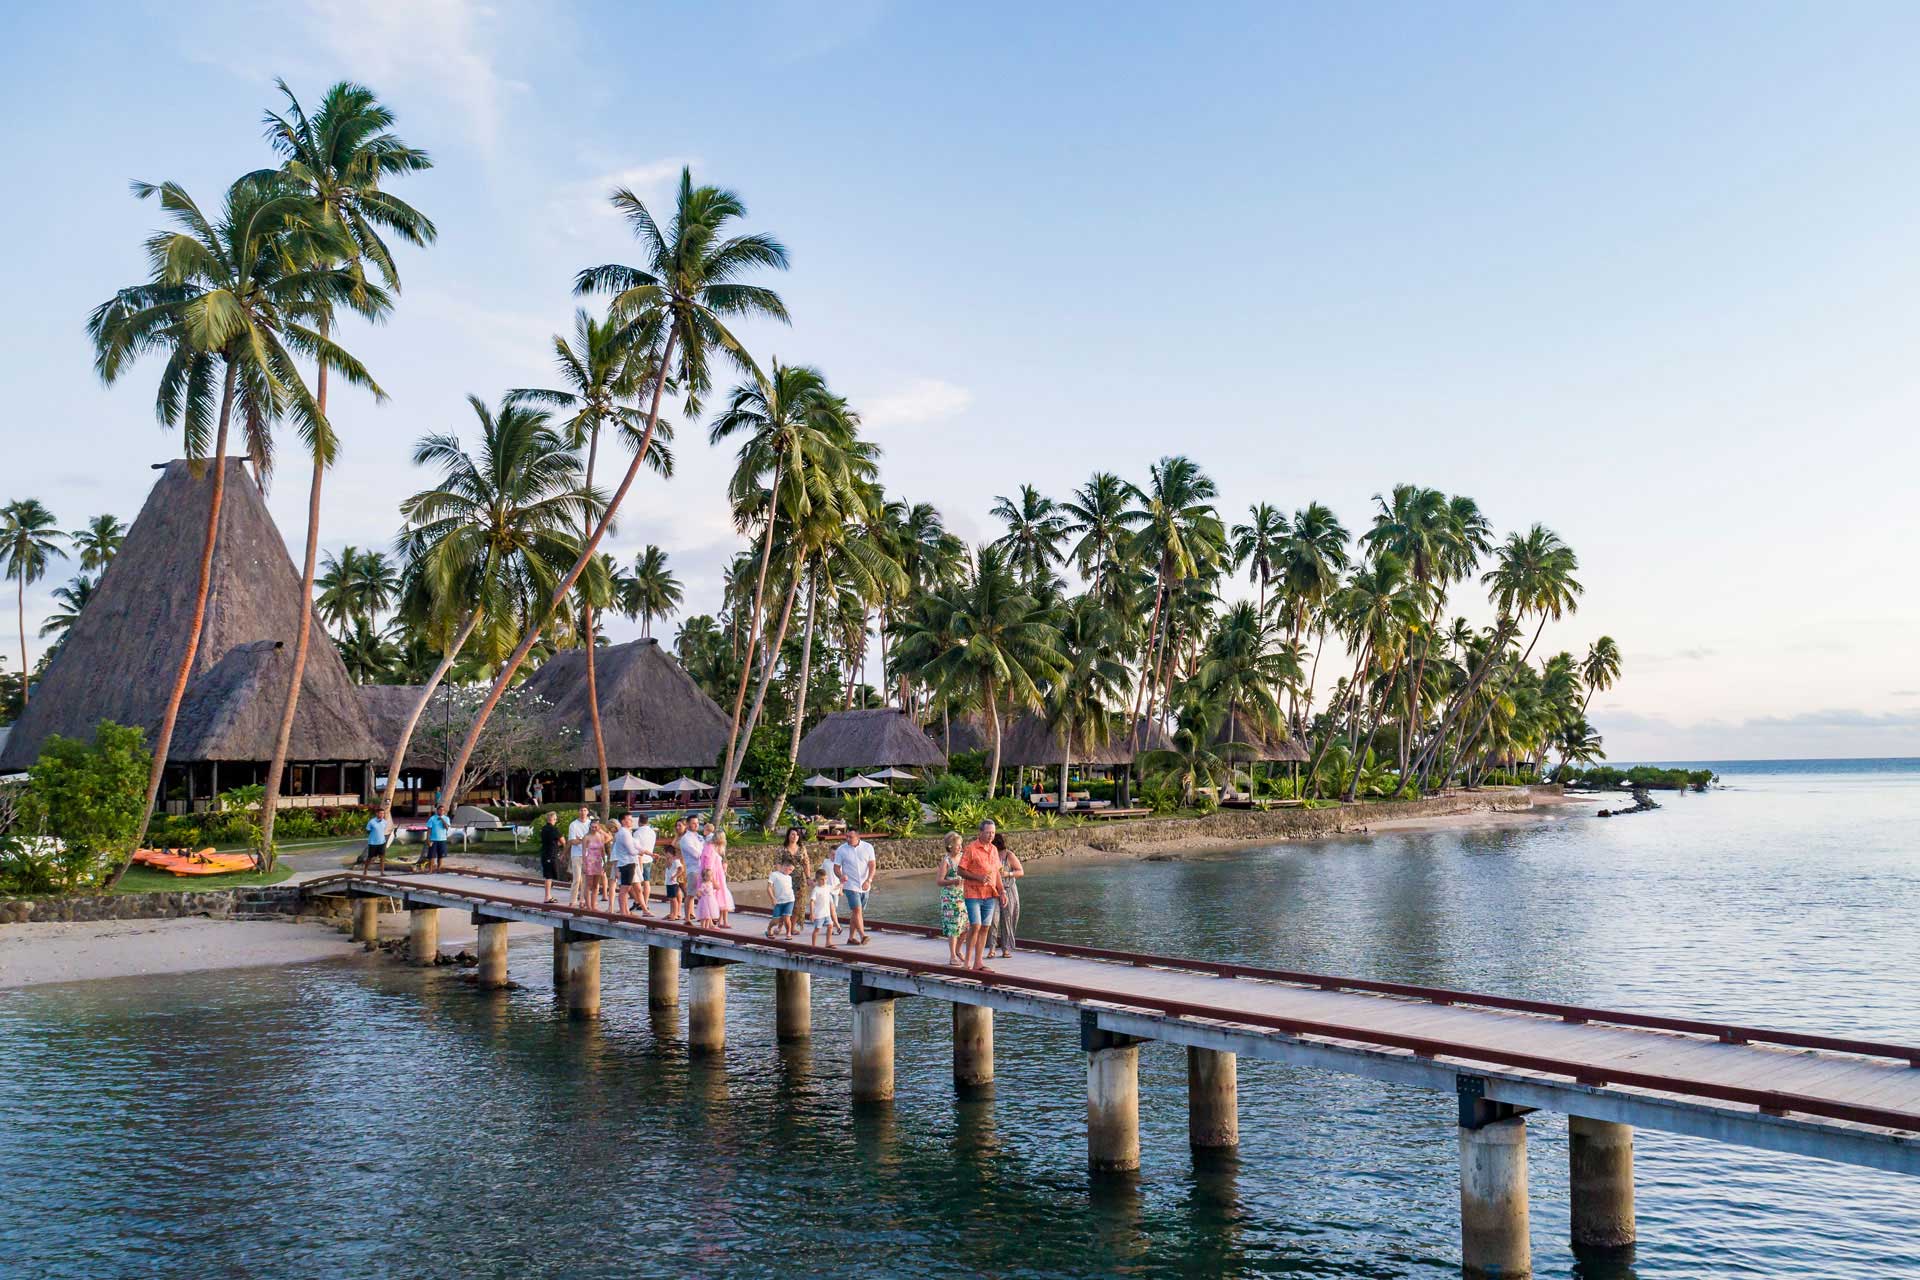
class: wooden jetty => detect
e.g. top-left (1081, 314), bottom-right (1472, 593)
top-left (308, 866), bottom-right (1920, 1278)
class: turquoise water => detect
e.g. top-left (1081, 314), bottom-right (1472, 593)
top-left (2, 761), bottom-right (1916, 1277)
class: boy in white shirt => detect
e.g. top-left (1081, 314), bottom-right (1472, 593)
top-left (807, 868), bottom-right (836, 948)
top-left (765, 856), bottom-right (797, 938)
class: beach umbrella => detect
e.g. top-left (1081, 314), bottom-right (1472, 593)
top-left (869, 767), bottom-right (918, 783)
top-left (656, 777), bottom-right (713, 794)
top-left (605, 773), bottom-right (658, 793)
top-left (801, 773), bottom-right (839, 789)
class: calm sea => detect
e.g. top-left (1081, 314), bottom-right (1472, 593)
top-left (2, 759), bottom-right (1916, 1278)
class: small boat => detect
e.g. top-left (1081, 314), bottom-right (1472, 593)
top-left (131, 847), bottom-right (257, 876)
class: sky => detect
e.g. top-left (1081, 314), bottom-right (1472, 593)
top-left (3, 0), bottom-right (1918, 761)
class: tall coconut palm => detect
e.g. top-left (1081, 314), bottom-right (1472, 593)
top-left (623, 545), bottom-right (682, 637)
top-left (256, 78), bottom-right (433, 856)
top-left (1197, 599), bottom-right (1300, 790)
top-left (441, 168), bottom-right (788, 806)
top-left (381, 396), bottom-right (587, 811)
top-left (879, 499), bottom-right (963, 710)
top-left (1124, 457), bottom-right (1224, 755)
top-left (1063, 472), bottom-right (1143, 604)
top-left (1045, 594), bottom-right (1128, 804)
top-left (1277, 502), bottom-right (1351, 726)
top-left (1363, 484), bottom-right (1452, 788)
top-left (1581, 635), bottom-right (1621, 714)
top-left (38, 575), bottom-right (95, 643)
top-left (1229, 502), bottom-right (1288, 618)
top-left (316, 546), bottom-right (401, 634)
top-left (508, 305), bottom-right (676, 817)
top-left (1, 500), bottom-right (64, 707)
top-left (990, 484), bottom-right (1068, 589)
top-left (69, 515), bottom-right (125, 575)
top-left (88, 173), bottom-right (378, 879)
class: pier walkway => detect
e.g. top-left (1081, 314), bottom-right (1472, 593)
top-left (309, 865), bottom-right (1920, 1276)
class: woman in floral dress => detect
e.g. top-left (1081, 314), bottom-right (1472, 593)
top-left (936, 831), bottom-right (967, 964)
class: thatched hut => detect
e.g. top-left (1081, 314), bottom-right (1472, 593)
top-left (936, 712), bottom-right (1174, 767)
top-left (0, 460), bottom-right (381, 812)
top-left (518, 638), bottom-right (731, 799)
top-left (796, 708), bottom-right (946, 772)
top-left (1210, 709), bottom-right (1309, 763)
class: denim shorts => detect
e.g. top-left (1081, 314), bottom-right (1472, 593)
top-left (841, 888), bottom-right (868, 911)
top-left (771, 901), bottom-right (794, 919)
top-left (964, 896), bottom-right (997, 926)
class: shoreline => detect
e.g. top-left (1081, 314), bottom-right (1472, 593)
top-left (0, 790), bottom-right (1594, 991)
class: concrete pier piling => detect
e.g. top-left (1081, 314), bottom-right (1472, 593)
top-left (1569, 1117), bottom-right (1636, 1253)
top-left (775, 969), bottom-right (811, 1042)
top-left (407, 906), bottom-right (439, 966)
top-left (687, 959), bottom-right (728, 1054)
top-left (1459, 1115), bottom-right (1531, 1278)
top-left (476, 919), bottom-right (509, 988)
top-left (552, 929), bottom-right (569, 988)
top-left (351, 896), bottom-right (379, 944)
top-left (850, 981), bottom-right (898, 1103)
top-left (565, 938), bottom-right (601, 1019)
top-left (953, 1004), bottom-right (994, 1090)
top-left (648, 945), bottom-right (681, 1008)
top-left (1187, 1047), bottom-right (1238, 1150)
top-left (1084, 1018), bottom-right (1143, 1174)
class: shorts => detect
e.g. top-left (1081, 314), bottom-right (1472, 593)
top-left (427, 841), bottom-right (447, 859)
top-left (771, 901), bottom-right (794, 919)
top-left (617, 864), bottom-right (637, 886)
top-left (964, 897), bottom-right (998, 926)
top-left (841, 889), bottom-right (868, 911)
top-left (665, 884), bottom-right (683, 900)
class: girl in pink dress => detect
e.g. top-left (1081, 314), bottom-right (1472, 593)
top-left (712, 832), bottom-right (735, 927)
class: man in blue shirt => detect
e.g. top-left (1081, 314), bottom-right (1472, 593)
top-left (363, 808), bottom-right (391, 875)
top-left (425, 805), bottom-right (451, 871)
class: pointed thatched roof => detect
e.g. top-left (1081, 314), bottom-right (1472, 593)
top-left (796, 708), bottom-right (947, 771)
top-left (359, 683), bottom-right (434, 773)
top-left (933, 712), bottom-right (1173, 767)
top-left (1211, 709), bottom-right (1309, 763)
top-left (519, 638), bottom-right (730, 770)
top-left (0, 460), bottom-right (381, 770)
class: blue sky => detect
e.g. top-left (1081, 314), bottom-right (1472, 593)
top-left (4, 1), bottom-right (1918, 760)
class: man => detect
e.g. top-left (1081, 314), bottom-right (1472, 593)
top-left (537, 811), bottom-right (563, 898)
top-left (363, 807), bottom-right (392, 875)
top-left (632, 814), bottom-right (657, 915)
top-left (611, 815), bottom-right (642, 916)
top-left (424, 805), bottom-right (450, 872)
top-left (566, 806), bottom-right (593, 905)
top-left (677, 818), bottom-right (707, 923)
top-left (831, 828), bottom-right (878, 946)
top-left (957, 820), bottom-right (1002, 973)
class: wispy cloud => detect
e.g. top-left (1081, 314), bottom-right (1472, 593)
top-left (864, 378), bottom-right (972, 427)
top-left (547, 159), bottom-right (693, 244)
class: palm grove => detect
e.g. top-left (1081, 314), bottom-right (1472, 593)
top-left (4, 76), bottom-right (1621, 877)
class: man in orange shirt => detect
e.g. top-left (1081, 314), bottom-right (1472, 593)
top-left (958, 819), bottom-right (1003, 972)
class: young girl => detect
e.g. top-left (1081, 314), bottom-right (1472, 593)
top-left (936, 831), bottom-right (966, 965)
top-left (808, 868), bottom-right (836, 949)
top-left (584, 822), bottom-right (613, 911)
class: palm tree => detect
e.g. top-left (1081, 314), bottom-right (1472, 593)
top-left (1062, 472), bottom-right (1143, 604)
top-left (1363, 484), bottom-right (1452, 788)
top-left (38, 575), bottom-right (95, 643)
top-left (1197, 599), bottom-right (1299, 790)
top-left (879, 499), bottom-right (963, 710)
top-left (88, 172), bottom-right (379, 877)
top-left (623, 545), bottom-right (682, 637)
top-left (338, 619), bottom-right (399, 683)
top-left (441, 168), bottom-right (788, 806)
top-left (381, 396), bottom-right (587, 811)
top-left (315, 546), bottom-right (401, 634)
top-left (1124, 457), bottom-right (1225, 755)
top-left (1045, 594), bottom-right (1128, 804)
top-left (508, 305), bottom-right (676, 817)
top-left (1278, 502), bottom-right (1351, 726)
top-left (1, 500), bottom-right (64, 706)
top-left (991, 484), bottom-right (1068, 589)
top-left (1581, 635), bottom-right (1621, 714)
top-left (1555, 717), bottom-right (1604, 770)
top-left (69, 515), bottom-right (125, 575)
top-left (255, 78), bottom-right (433, 856)
top-left (1229, 503), bottom-right (1288, 618)
top-left (1143, 711), bottom-right (1238, 809)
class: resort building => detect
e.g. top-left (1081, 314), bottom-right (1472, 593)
top-left (0, 460), bottom-right (383, 811)
top-left (795, 707), bottom-right (948, 775)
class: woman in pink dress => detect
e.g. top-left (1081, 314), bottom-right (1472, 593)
top-left (584, 822), bottom-right (613, 911)
top-left (711, 832), bottom-right (735, 928)
top-left (694, 836), bottom-right (722, 926)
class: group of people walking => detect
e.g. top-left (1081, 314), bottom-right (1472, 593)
top-left (937, 819), bottom-right (1022, 972)
top-left (537, 809), bottom-right (750, 928)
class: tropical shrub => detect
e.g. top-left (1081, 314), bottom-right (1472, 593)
top-left (923, 773), bottom-right (983, 811)
top-left (857, 789), bottom-right (922, 837)
top-left (945, 749), bottom-right (988, 784)
top-left (935, 798), bottom-right (989, 832)
top-left (13, 721), bottom-right (151, 892)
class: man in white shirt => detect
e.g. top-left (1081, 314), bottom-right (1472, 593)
top-left (566, 806), bottom-right (592, 905)
top-left (632, 817), bottom-right (657, 915)
top-left (611, 815), bottom-right (641, 916)
top-left (677, 821), bottom-right (707, 920)
top-left (831, 834), bottom-right (877, 945)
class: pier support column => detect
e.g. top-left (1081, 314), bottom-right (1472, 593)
top-left (648, 945), bottom-right (681, 1008)
top-left (953, 1004), bottom-right (994, 1090)
top-left (475, 919), bottom-right (510, 989)
top-left (1569, 1117), bottom-right (1635, 1253)
top-left (1187, 1047), bottom-right (1238, 1150)
top-left (1458, 1077), bottom-right (1532, 1279)
top-left (565, 936), bottom-right (601, 1020)
top-left (407, 906), bottom-right (439, 966)
top-left (351, 896), bottom-right (379, 943)
top-left (1083, 1015), bottom-right (1144, 1174)
top-left (552, 929), bottom-right (569, 988)
top-left (775, 969), bottom-right (811, 1042)
top-left (687, 956), bottom-right (729, 1054)
top-left (850, 974), bottom-right (898, 1103)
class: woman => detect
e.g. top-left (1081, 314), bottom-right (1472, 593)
top-left (989, 832), bottom-right (1023, 958)
top-left (693, 832), bottom-right (724, 927)
top-left (711, 831), bottom-right (737, 928)
top-left (936, 831), bottom-right (967, 964)
top-left (584, 821), bottom-right (614, 911)
top-left (781, 826), bottom-right (809, 894)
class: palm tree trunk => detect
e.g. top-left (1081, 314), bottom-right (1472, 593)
top-left (442, 323), bottom-right (680, 803)
top-left (580, 427), bottom-right (612, 820)
top-left (715, 562), bottom-right (802, 826)
top-left (985, 680), bottom-right (1003, 798)
top-left (380, 609), bottom-right (482, 813)
top-left (763, 564), bottom-right (819, 832)
top-left (1127, 577), bottom-right (1167, 754)
top-left (258, 318), bottom-right (332, 868)
top-left (1441, 614), bottom-right (1545, 786)
top-left (722, 452), bottom-right (784, 784)
top-left (1303, 638), bottom-right (1370, 799)
top-left (15, 575), bottom-right (25, 709)
top-left (109, 359), bottom-right (238, 888)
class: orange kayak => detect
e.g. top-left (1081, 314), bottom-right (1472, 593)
top-left (132, 848), bottom-right (256, 876)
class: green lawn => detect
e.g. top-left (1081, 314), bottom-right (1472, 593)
top-left (111, 863), bottom-right (297, 895)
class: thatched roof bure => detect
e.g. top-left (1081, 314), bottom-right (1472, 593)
top-left (1210, 709), bottom-right (1310, 763)
top-left (0, 460), bottom-right (381, 770)
top-left (518, 638), bottom-right (731, 770)
top-left (795, 708), bottom-right (947, 771)
top-left (934, 713), bottom-right (1173, 766)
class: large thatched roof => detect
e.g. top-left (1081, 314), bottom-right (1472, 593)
top-left (519, 638), bottom-right (730, 770)
top-left (933, 712), bottom-right (1173, 766)
top-left (359, 683), bottom-right (433, 773)
top-left (796, 708), bottom-right (946, 771)
top-left (0, 460), bottom-right (381, 770)
top-left (1211, 709), bottom-right (1309, 762)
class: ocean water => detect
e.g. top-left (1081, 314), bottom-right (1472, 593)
top-left (1, 760), bottom-right (1916, 1278)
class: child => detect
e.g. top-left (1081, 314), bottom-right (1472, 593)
top-left (808, 868), bottom-right (836, 949)
top-left (663, 844), bottom-right (684, 921)
top-left (766, 857), bottom-right (796, 938)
